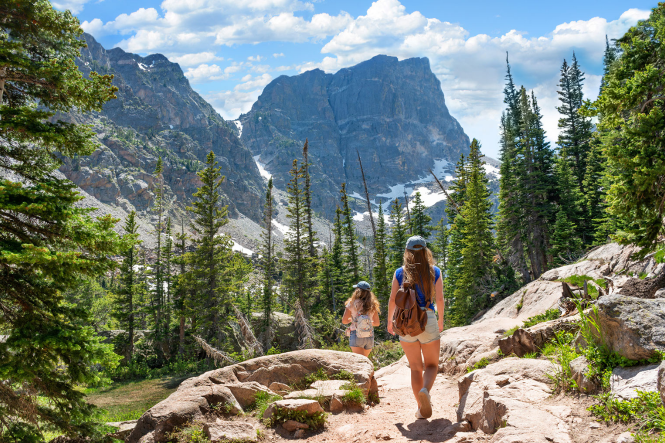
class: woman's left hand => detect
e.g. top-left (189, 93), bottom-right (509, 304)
top-left (438, 323), bottom-right (444, 333)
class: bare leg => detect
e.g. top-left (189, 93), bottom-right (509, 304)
top-left (421, 339), bottom-right (441, 392)
top-left (400, 340), bottom-right (424, 406)
top-left (350, 346), bottom-right (371, 357)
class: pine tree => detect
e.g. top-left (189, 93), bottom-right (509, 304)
top-left (302, 140), bottom-right (317, 258)
top-left (0, 1), bottom-right (123, 437)
top-left (584, 4), bottom-right (665, 255)
top-left (451, 140), bottom-right (495, 324)
top-left (151, 157), bottom-right (166, 354)
top-left (550, 209), bottom-right (584, 266)
top-left (557, 54), bottom-right (594, 194)
top-left (388, 198), bottom-right (408, 272)
top-left (431, 218), bottom-right (449, 269)
top-left (283, 159), bottom-right (309, 310)
top-left (186, 151), bottom-right (233, 346)
top-left (174, 218), bottom-right (189, 356)
top-left (340, 183), bottom-right (360, 281)
top-left (162, 216), bottom-right (174, 349)
top-left (114, 212), bottom-right (141, 360)
top-left (600, 35), bottom-right (619, 93)
top-left (329, 207), bottom-right (347, 314)
top-left (260, 178), bottom-right (275, 349)
top-left (409, 192), bottom-right (432, 238)
top-left (373, 201), bottom-right (390, 317)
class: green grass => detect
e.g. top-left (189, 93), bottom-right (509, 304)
top-left (466, 357), bottom-right (490, 373)
top-left (84, 376), bottom-right (183, 422)
top-left (167, 421), bottom-right (210, 443)
top-left (558, 274), bottom-right (606, 298)
top-left (247, 391), bottom-right (283, 419)
top-left (503, 308), bottom-right (561, 337)
top-left (340, 382), bottom-right (366, 406)
top-left (590, 391), bottom-right (665, 435)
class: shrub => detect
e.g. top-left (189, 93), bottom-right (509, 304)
top-left (340, 382), bottom-right (366, 406)
top-left (590, 391), bottom-right (665, 435)
top-left (248, 391), bottom-right (283, 419)
top-left (268, 407), bottom-right (327, 429)
top-left (168, 422), bottom-right (210, 443)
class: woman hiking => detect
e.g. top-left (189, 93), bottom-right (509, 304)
top-left (342, 281), bottom-right (381, 357)
top-left (387, 235), bottom-right (444, 419)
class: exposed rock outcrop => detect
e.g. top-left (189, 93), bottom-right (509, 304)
top-left (127, 350), bottom-right (375, 443)
top-left (658, 361), bottom-right (665, 405)
top-left (240, 55), bottom-right (470, 218)
top-left (595, 295), bottom-right (665, 360)
top-left (499, 315), bottom-right (580, 358)
top-left (63, 33), bottom-right (265, 222)
top-left (456, 358), bottom-right (569, 442)
top-left (610, 364), bottom-right (661, 400)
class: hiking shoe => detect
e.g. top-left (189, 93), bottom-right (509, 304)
top-left (418, 388), bottom-right (432, 418)
top-left (415, 409), bottom-right (425, 419)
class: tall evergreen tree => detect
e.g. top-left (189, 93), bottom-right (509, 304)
top-left (431, 218), bottom-right (449, 270)
top-left (114, 212), bottom-right (141, 360)
top-left (583, 4), bottom-right (665, 255)
top-left (260, 178), bottom-right (275, 349)
top-left (329, 207), bottom-right (347, 314)
top-left (162, 216), bottom-right (174, 349)
top-left (174, 218), bottom-right (189, 356)
top-left (186, 151), bottom-right (232, 346)
top-left (283, 160), bottom-right (310, 310)
top-left (557, 54), bottom-right (594, 193)
top-left (151, 157), bottom-right (166, 352)
top-left (388, 198), bottom-right (408, 272)
top-left (600, 35), bottom-right (619, 93)
top-left (340, 183), bottom-right (360, 281)
top-left (409, 192), bottom-right (432, 238)
top-left (302, 140), bottom-right (317, 258)
top-left (0, 1), bottom-right (124, 438)
top-left (450, 140), bottom-right (495, 325)
top-left (373, 201), bottom-right (390, 317)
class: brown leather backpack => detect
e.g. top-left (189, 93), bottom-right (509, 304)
top-left (392, 281), bottom-right (427, 337)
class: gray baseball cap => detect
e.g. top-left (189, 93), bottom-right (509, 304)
top-left (353, 281), bottom-right (371, 290)
top-left (406, 235), bottom-right (427, 250)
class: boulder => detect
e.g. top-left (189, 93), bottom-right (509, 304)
top-left (268, 381), bottom-right (290, 394)
top-left (226, 382), bottom-right (275, 408)
top-left (499, 315), bottom-right (579, 358)
top-left (617, 269), bottom-right (665, 299)
top-left (263, 399), bottom-right (323, 420)
top-left (204, 419), bottom-right (259, 443)
top-left (282, 420), bottom-right (308, 432)
top-left (658, 361), bottom-right (665, 405)
top-left (127, 350), bottom-right (374, 443)
top-left (610, 364), bottom-right (660, 400)
top-left (617, 432), bottom-right (635, 443)
top-left (595, 295), bottom-right (665, 360)
top-left (330, 394), bottom-right (344, 413)
top-left (457, 358), bottom-right (569, 442)
top-left (570, 356), bottom-right (599, 393)
top-left (106, 420), bottom-right (137, 440)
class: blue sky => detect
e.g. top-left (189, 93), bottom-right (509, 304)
top-left (56, 0), bottom-right (655, 158)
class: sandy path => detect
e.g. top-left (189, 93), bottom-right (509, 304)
top-left (269, 363), bottom-right (489, 443)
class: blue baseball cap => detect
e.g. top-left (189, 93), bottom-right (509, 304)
top-left (406, 235), bottom-right (427, 250)
top-left (353, 281), bottom-right (371, 290)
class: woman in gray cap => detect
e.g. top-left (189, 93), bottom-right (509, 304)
top-left (387, 235), bottom-right (444, 420)
top-left (342, 281), bottom-right (381, 357)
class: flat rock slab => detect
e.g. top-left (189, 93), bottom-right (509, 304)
top-left (263, 399), bottom-right (323, 419)
top-left (106, 420), bottom-right (137, 439)
top-left (204, 419), bottom-right (259, 443)
top-left (611, 364), bottom-right (660, 400)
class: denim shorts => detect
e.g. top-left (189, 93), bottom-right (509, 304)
top-left (399, 309), bottom-right (441, 344)
top-left (349, 332), bottom-right (374, 350)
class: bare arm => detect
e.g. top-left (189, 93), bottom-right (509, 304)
top-left (387, 273), bottom-right (399, 335)
top-left (342, 306), bottom-right (353, 325)
top-left (435, 274), bottom-right (444, 332)
top-left (372, 310), bottom-right (380, 327)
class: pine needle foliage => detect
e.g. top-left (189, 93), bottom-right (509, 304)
top-left (0, 1), bottom-right (124, 439)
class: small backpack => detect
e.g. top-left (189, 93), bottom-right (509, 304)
top-left (356, 314), bottom-right (374, 338)
top-left (392, 281), bottom-right (427, 337)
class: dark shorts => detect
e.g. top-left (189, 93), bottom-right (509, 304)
top-left (349, 332), bottom-right (374, 350)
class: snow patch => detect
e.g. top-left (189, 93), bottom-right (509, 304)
top-left (232, 240), bottom-right (254, 256)
top-left (483, 164), bottom-right (500, 176)
top-left (169, 125), bottom-right (173, 129)
top-left (233, 120), bottom-right (243, 138)
top-left (138, 62), bottom-right (148, 71)
top-left (253, 155), bottom-right (272, 180)
top-left (411, 187), bottom-right (446, 207)
top-left (272, 220), bottom-right (291, 235)
top-left (377, 184), bottom-right (414, 201)
top-left (353, 211), bottom-right (365, 221)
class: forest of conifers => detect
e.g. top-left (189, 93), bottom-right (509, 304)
top-left (1, 0), bottom-right (664, 441)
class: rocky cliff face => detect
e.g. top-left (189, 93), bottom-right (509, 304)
top-left (59, 33), bottom-right (264, 221)
top-left (239, 55), bottom-right (470, 217)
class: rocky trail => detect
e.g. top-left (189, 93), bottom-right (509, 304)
top-left (117, 243), bottom-right (664, 443)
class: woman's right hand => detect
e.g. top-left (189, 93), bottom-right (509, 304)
top-left (387, 321), bottom-right (394, 335)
